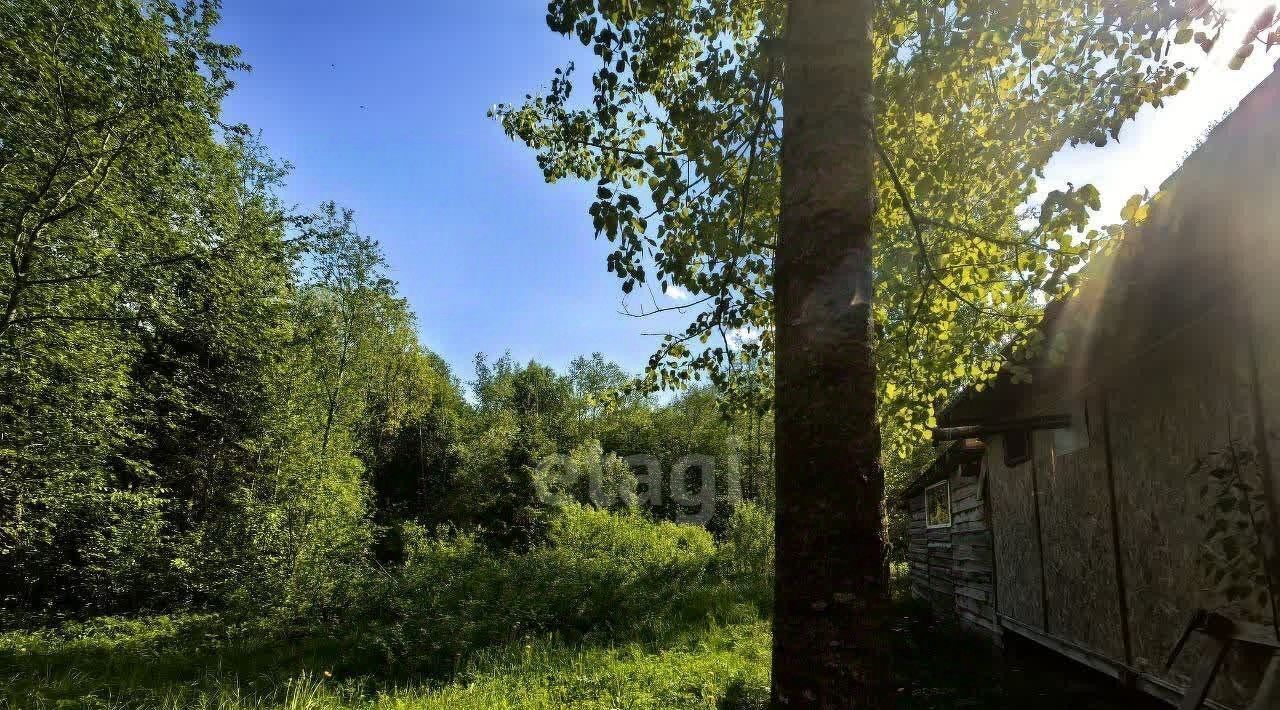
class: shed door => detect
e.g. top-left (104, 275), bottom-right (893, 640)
top-left (987, 434), bottom-right (1045, 631)
top-left (1033, 410), bottom-right (1127, 662)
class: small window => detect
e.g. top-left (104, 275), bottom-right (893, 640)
top-left (1053, 425), bottom-right (1088, 455)
top-left (925, 481), bottom-right (951, 528)
top-left (1004, 428), bottom-right (1032, 467)
top-left (1053, 404), bottom-right (1090, 455)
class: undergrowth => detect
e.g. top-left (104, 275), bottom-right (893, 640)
top-left (1, 505), bottom-right (773, 709)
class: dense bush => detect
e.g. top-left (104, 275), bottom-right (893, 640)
top-left (716, 502), bottom-right (775, 612)
top-left (359, 505), bottom-right (770, 672)
top-left (1, 504), bottom-right (775, 708)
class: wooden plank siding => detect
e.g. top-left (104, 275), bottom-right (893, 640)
top-left (907, 495), bottom-right (930, 601)
top-left (905, 462), bottom-right (996, 633)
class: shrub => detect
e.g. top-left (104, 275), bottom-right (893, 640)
top-left (716, 502), bottom-right (775, 612)
top-left (362, 505), bottom-right (765, 673)
top-left (231, 434), bottom-right (374, 621)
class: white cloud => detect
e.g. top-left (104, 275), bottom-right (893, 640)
top-left (664, 284), bottom-right (691, 300)
top-left (726, 326), bottom-right (763, 350)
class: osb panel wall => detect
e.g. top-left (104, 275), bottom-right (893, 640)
top-left (1240, 154), bottom-right (1280, 565)
top-left (1177, 71), bottom-right (1280, 536)
top-left (1032, 397), bottom-right (1126, 661)
top-left (1105, 316), bottom-right (1270, 706)
top-left (986, 435), bottom-right (1045, 630)
top-left (1248, 275), bottom-right (1280, 630)
top-left (1209, 82), bottom-right (1280, 709)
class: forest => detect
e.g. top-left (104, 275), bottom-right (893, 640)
top-left (4, 0), bottom-right (1278, 708)
top-left (0, 3), bottom-right (784, 706)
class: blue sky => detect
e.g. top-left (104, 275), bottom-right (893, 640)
top-left (214, 0), bottom-right (1276, 381)
top-left (215, 0), bottom-right (679, 381)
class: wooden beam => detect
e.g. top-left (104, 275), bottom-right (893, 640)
top-left (997, 614), bottom-right (1238, 710)
top-left (1243, 294), bottom-right (1280, 644)
top-left (1176, 636), bottom-right (1230, 710)
top-left (1030, 445), bottom-right (1050, 634)
top-left (933, 415), bottom-right (1072, 441)
top-left (1100, 394), bottom-right (1135, 667)
top-left (1248, 651), bottom-right (1280, 710)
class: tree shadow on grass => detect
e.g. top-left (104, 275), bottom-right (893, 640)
top-left (715, 600), bottom-right (1172, 710)
top-left (890, 601), bottom-right (1167, 710)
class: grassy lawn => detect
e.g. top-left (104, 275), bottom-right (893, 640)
top-left (0, 601), bottom-right (1167, 710)
top-left (0, 616), bottom-right (770, 710)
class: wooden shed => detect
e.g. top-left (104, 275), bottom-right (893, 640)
top-left (900, 68), bottom-right (1280, 709)
top-left (901, 437), bottom-right (993, 630)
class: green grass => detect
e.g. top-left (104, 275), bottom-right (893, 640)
top-left (0, 616), bottom-right (770, 710)
top-left (0, 519), bottom-right (1152, 710)
top-left (0, 506), bottom-right (777, 709)
top-left (374, 622), bottom-right (769, 710)
top-left (1, 603), bottom-right (1167, 710)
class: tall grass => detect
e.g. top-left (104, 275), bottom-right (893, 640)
top-left (0, 505), bottom-right (774, 709)
top-left (114, 623), bottom-right (770, 710)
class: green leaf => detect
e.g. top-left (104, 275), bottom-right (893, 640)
top-left (1120, 194), bottom-right (1143, 222)
top-left (1229, 44), bottom-right (1255, 71)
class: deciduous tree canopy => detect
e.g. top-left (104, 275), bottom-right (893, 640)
top-left (494, 0), bottom-right (1268, 460)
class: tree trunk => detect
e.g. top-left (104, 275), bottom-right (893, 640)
top-left (771, 0), bottom-right (889, 707)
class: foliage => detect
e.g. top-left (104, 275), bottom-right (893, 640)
top-left (0, 4), bottom-right (776, 707)
top-left (386, 622), bottom-right (771, 710)
top-left (372, 505), bottom-right (762, 670)
top-left (492, 0), bottom-right (1277, 462)
top-left (0, 0), bottom-right (295, 615)
top-left (715, 502), bottom-right (775, 610)
top-left (1190, 442), bottom-right (1280, 627)
top-left (450, 355), bottom-right (773, 541)
top-left (0, 613), bottom-right (772, 710)
top-left (0, 0), bottom-right (473, 620)
top-left (0, 505), bottom-right (776, 709)
top-left (0, 3), bottom-right (781, 697)
top-left (532, 438), bottom-right (637, 509)
top-left (1, 574), bottom-right (1162, 710)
